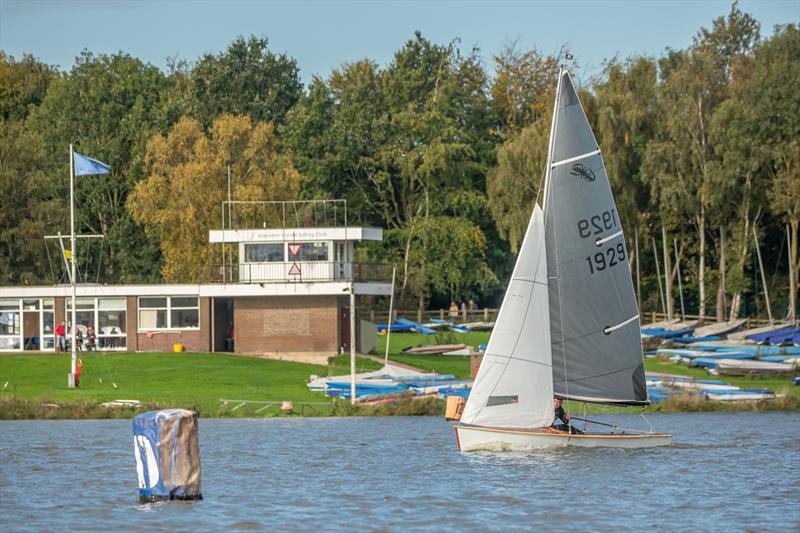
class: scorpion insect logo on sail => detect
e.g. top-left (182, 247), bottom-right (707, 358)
top-left (570, 163), bottom-right (596, 183)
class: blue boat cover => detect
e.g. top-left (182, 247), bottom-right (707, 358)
top-left (640, 328), bottom-right (695, 338)
top-left (325, 381), bottom-right (409, 391)
top-left (325, 386), bottom-right (410, 398)
top-left (133, 409), bottom-right (202, 501)
top-left (376, 324), bottom-right (414, 333)
top-left (671, 336), bottom-right (722, 344)
top-left (747, 326), bottom-right (800, 345)
top-left (396, 318), bottom-right (437, 334)
top-left (440, 388), bottom-right (471, 399)
top-left (760, 355), bottom-right (800, 363)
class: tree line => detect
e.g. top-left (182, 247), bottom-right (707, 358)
top-left (0, 4), bottom-right (797, 321)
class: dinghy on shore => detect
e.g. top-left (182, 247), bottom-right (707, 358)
top-left (727, 322), bottom-right (791, 341)
top-left (708, 359), bottom-right (795, 377)
top-left (454, 68), bottom-right (670, 451)
top-left (691, 319), bottom-right (748, 338)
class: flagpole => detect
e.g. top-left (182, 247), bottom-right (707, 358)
top-left (69, 144), bottom-right (77, 388)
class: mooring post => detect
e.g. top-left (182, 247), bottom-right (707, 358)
top-left (133, 409), bottom-right (202, 502)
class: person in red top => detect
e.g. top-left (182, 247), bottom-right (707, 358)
top-left (55, 321), bottom-right (66, 352)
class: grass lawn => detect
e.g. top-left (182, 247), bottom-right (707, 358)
top-left (0, 352), bottom-right (330, 416)
top-left (1, 330), bottom-right (796, 418)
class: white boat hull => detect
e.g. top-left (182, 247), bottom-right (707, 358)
top-left (455, 425), bottom-right (672, 451)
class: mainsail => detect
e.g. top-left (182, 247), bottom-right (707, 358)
top-left (460, 205), bottom-right (553, 428)
top-left (544, 70), bottom-right (647, 405)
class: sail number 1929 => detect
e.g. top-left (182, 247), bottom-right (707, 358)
top-left (577, 209), bottom-right (618, 238)
top-left (585, 243), bottom-right (626, 274)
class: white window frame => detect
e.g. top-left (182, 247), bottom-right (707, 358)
top-left (0, 298), bottom-right (56, 352)
top-left (67, 297), bottom-right (127, 351)
top-left (0, 299), bottom-right (22, 352)
top-left (137, 296), bottom-right (200, 332)
top-left (243, 242), bottom-right (286, 263)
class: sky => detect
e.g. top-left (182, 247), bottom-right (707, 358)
top-left (2, 0), bottom-right (798, 84)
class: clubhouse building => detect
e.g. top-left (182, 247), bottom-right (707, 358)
top-left (0, 201), bottom-right (391, 358)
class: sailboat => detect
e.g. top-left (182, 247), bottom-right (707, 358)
top-left (454, 68), bottom-right (671, 450)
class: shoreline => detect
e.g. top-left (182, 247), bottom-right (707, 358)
top-left (2, 394), bottom-right (797, 420)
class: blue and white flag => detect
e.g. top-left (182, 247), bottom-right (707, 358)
top-left (74, 152), bottom-right (111, 176)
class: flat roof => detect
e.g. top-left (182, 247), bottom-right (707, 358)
top-left (209, 227), bottom-right (382, 244)
top-left (0, 282), bottom-right (391, 298)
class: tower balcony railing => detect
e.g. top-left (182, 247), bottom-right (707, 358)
top-left (202, 262), bottom-right (393, 284)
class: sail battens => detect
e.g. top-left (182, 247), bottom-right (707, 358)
top-left (604, 315), bottom-right (639, 334)
top-left (550, 149), bottom-right (601, 168)
top-left (557, 393), bottom-right (650, 407)
top-left (511, 278), bottom-right (548, 286)
top-left (483, 352), bottom-right (553, 367)
top-left (595, 230), bottom-right (623, 246)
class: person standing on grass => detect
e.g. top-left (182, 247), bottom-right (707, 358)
top-left (55, 321), bottom-right (66, 352)
top-left (449, 301), bottom-right (458, 319)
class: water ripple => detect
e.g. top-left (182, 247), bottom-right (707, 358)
top-left (1, 413), bottom-right (799, 531)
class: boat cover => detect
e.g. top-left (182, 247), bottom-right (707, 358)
top-left (133, 409), bottom-right (202, 501)
top-left (747, 325), bottom-right (800, 345)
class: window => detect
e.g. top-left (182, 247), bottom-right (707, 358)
top-left (67, 298), bottom-right (96, 334)
top-left (293, 242), bottom-right (329, 262)
top-left (245, 243), bottom-right (284, 262)
top-left (66, 297), bottom-right (126, 350)
top-left (1, 298), bottom-right (54, 352)
top-left (0, 299), bottom-right (21, 350)
top-left (138, 296), bottom-right (199, 330)
top-left (97, 298), bottom-right (126, 349)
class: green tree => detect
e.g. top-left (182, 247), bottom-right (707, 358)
top-left (0, 121), bottom-right (63, 284)
top-left (486, 101), bottom-right (552, 253)
top-left (129, 114), bottom-right (303, 282)
top-left (187, 36), bottom-right (302, 127)
top-left (490, 43), bottom-right (560, 136)
top-left (27, 51), bottom-right (171, 283)
top-left (751, 25), bottom-right (800, 321)
top-left (285, 32), bottom-right (497, 307)
top-left (645, 5), bottom-right (760, 320)
top-left (0, 52), bottom-right (57, 121)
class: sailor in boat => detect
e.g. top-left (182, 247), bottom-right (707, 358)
top-left (552, 398), bottom-right (583, 434)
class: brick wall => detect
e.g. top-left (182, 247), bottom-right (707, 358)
top-left (235, 295), bottom-right (340, 354)
top-left (135, 297), bottom-right (211, 353)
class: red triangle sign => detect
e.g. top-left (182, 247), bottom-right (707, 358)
top-left (288, 243), bottom-right (302, 257)
top-left (288, 262), bottom-right (301, 276)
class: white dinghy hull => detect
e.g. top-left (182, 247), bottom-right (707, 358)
top-left (455, 425), bottom-right (672, 451)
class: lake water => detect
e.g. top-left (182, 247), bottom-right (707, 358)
top-left (1, 413), bottom-right (799, 532)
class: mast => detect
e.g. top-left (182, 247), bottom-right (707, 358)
top-left (674, 238), bottom-right (685, 321)
top-left (635, 228), bottom-right (641, 311)
top-left (789, 224), bottom-right (797, 323)
top-left (383, 268), bottom-right (396, 366)
top-left (662, 226), bottom-right (673, 322)
top-left (652, 236), bottom-right (666, 316)
top-left (349, 283), bottom-right (356, 404)
top-left (69, 144), bottom-right (77, 388)
top-left (542, 66), bottom-right (564, 214)
top-left (753, 227), bottom-right (772, 324)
